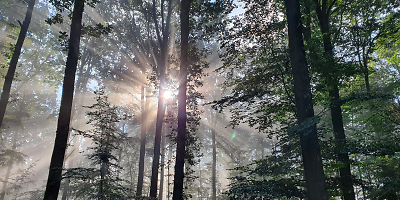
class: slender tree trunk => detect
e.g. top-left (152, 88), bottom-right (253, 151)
top-left (173, 0), bottom-right (190, 198)
top-left (363, 58), bottom-right (371, 93)
top-left (329, 84), bottom-right (355, 200)
top-left (61, 57), bottom-right (89, 200)
top-left (285, 0), bottom-right (328, 199)
top-left (211, 113), bottom-right (217, 200)
top-left (150, 0), bottom-right (172, 197)
top-left (167, 154), bottom-right (170, 199)
top-left (60, 46), bottom-right (90, 200)
top-left (314, 5), bottom-right (356, 200)
top-left (43, 1), bottom-right (84, 199)
top-left (0, 0), bottom-right (35, 129)
top-left (167, 144), bottom-right (172, 199)
top-left (137, 86), bottom-right (147, 196)
top-left (149, 56), bottom-right (166, 199)
top-left (159, 124), bottom-right (166, 199)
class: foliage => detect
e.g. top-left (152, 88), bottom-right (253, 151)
top-left (213, 0), bottom-right (294, 134)
top-left (226, 126), bottom-right (305, 199)
top-left (0, 149), bottom-right (25, 166)
top-left (64, 89), bottom-right (131, 199)
top-left (214, 0), bottom-right (400, 199)
top-left (45, 0), bottom-right (113, 49)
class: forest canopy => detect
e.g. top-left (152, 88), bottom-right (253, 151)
top-left (0, 0), bottom-right (399, 199)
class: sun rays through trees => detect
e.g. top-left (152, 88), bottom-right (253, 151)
top-left (0, 0), bottom-right (399, 199)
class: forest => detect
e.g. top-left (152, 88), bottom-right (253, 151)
top-left (0, 0), bottom-right (399, 199)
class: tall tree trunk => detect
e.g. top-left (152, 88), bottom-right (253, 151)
top-left (285, 0), bottom-right (328, 199)
top-left (167, 146), bottom-right (171, 199)
top-left (60, 45), bottom-right (91, 200)
top-left (137, 86), bottom-right (147, 196)
top-left (173, 0), bottom-right (190, 198)
top-left (363, 58), bottom-right (371, 93)
top-left (0, 0), bottom-right (35, 129)
top-left (328, 84), bottom-right (355, 200)
top-left (159, 124), bottom-right (166, 199)
top-left (150, 0), bottom-right (172, 197)
top-left (314, 4), bottom-right (356, 200)
top-left (211, 113), bottom-right (217, 200)
top-left (149, 47), bottom-right (167, 199)
top-left (43, 0), bottom-right (84, 199)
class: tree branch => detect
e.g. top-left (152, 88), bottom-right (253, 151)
top-left (152, 0), bottom-right (163, 47)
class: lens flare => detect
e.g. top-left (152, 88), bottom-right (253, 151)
top-left (231, 131), bottom-right (237, 140)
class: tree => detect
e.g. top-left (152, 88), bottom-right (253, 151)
top-left (173, 0), bottom-right (190, 198)
top-left (43, 0), bottom-right (113, 197)
top-left (211, 113), bottom-right (217, 200)
top-left (64, 90), bottom-right (130, 200)
top-left (149, 0), bottom-right (173, 197)
top-left (211, 0), bottom-right (304, 198)
top-left (0, 0), bottom-right (35, 130)
top-left (43, 0), bottom-right (85, 199)
top-left (285, 0), bottom-right (328, 199)
top-left (136, 86), bottom-right (148, 196)
top-left (311, 0), bottom-right (355, 198)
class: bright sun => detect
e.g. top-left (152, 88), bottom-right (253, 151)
top-left (163, 90), bottom-right (173, 100)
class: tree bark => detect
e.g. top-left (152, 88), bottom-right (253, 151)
top-left (136, 86), bottom-right (147, 196)
top-left (363, 58), bottom-right (371, 93)
top-left (0, 0), bottom-right (35, 129)
top-left (43, 0), bottom-right (84, 199)
top-left (285, 0), bottom-right (328, 199)
top-left (314, 4), bottom-right (356, 200)
top-left (172, 0), bottom-right (190, 198)
top-left (61, 47), bottom-right (91, 200)
top-left (159, 124), bottom-right (166, 199)
top-left (149, 0), bottom-right (172, 197)
top-left (149, 36), bottom-right (167, 200)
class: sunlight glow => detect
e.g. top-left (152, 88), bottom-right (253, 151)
top-left (163, 90), bottom-right (173, 100)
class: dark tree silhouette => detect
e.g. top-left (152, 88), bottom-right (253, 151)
top-left (43, 0), bottom-right (84, 199)
top-left (312, 0), bottom-right (356, 198)
top-left (173, 0), bottom-right (190, 198)
top-left (136, 86), bottom-right (147, 196)
top-left (285, 0), bottom-right (328, 199)
top-left (149, 0), bottom-right (173, 197)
